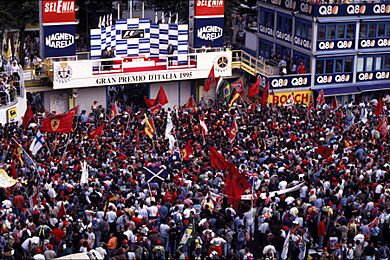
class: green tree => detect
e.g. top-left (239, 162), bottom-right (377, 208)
top-left (0, 1), bottom-right (39, 65)
top-left (145, 0), bottom-right (189, 24)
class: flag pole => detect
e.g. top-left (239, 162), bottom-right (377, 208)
top-left (1, 144), bottom-right (10, 164)
top-left (12, 138), bottom-right (36, 168)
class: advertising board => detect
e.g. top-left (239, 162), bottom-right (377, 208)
top-left (194, 18), bottom-right (224, 48)
top-left (42, 0), bottom-right (76, 24)
top-left (44, 25), bottom-right (76, 57)
top-left (268, 90), bottom-right (312, 106)
top-left (194, 0), bottom-right (225, 16)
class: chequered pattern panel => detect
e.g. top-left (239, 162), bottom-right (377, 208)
top-left (90, 18), bottom-right (188, 65)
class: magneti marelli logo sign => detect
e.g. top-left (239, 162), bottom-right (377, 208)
top-left (45, 32), bottom-right (74, 48)
top-left (197, 25), bottom-right (223, 41)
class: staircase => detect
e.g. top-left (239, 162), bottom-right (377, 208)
top-left (231, 50), bottom-right (276, 76)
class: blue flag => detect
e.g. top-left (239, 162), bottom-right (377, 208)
top-left (345, 109), bottom-right (355, 128)
top-left (168, 151), bottom-right (181, 164)
top-left (23, 149), bottom-right (36, 169)
top-left (143, 166), bottom-right (169, 183)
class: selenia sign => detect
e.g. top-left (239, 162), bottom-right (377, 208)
top-left (42, 0), bottom-right (76, 24)
top-left (195, 0), bottom-right (224, 16)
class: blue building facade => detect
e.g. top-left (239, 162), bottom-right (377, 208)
top-left (254, 0), bottom-right (390, 102)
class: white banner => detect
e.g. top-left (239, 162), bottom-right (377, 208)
top-left (52, 51), bottom-right (232, 89)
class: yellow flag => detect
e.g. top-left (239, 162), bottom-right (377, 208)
top-left (0, 169), bottom-right (18, 188)
top-left (144, 114), bottom-right (155, 140)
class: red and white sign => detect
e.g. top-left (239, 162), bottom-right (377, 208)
top-left (195, 0), bottom-right (224, 16)
top-left (42, 0), bottom-right (76, 24)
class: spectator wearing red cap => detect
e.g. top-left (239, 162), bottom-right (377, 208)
top-left (44, 244), bottom-right (56, 259)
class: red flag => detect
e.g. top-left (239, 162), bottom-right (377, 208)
top-left (181, 140), bottom-right (193, 161)
top-left (374, 98), bottom-right (383, 117)
top-left (223, 162), bottom-right (251, 209)
top-left (209, 146), bottom-right (228, 170)
top-left (88, 123), bottom-right (105, 139)
top-left (247, 76), bottom-right (261, 98)
top-left (183, 96), bottom-right (197, 110)
top-left (68, 105), bottom-right (79, 115)
top-left (144, 96), bottom-right (156, 108)
top-left (11, 159), bottom-right (17, 179)
top-left (58, 202), bottom-right (66, 219)
top-left (22, 105), bottom-right (33, 128)
top-left (40, 112), bottom-right (74, 133)
top-left (316, 89), bottom-right (325, 109)
top-left (231, 78), bottom-right (244, 93)
top-left (135, 128), bottom-right (140, 148)
top-left (149, 104), bottom-right (163, 115)
top-left (377, 116), bottom-right (388, 139)
top-left (331, 97), bottom-right (339, 110)
top-left (228, 118), bottom-right (238, 143)
top-left (308, 95), bottom-right (314, 110)
top-left (261, 80), bottom-right (269, 107)
top-left (316, 145), bottom-right (332, 159)
top-left (110, 103), bottom-right (118, 120)
top-left (156, 86), bottom-right (169, 106)
top-left (204, 65), bottom-right (216, 92)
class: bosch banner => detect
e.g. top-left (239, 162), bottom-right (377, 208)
top-left (42, 0), bottom-right (76, 24)
top-left (44, 25), bottom-right (76, 58)
top-left (194, 18), bottom-right (224, 48)
top-left (195, 0), bottom-right (225, 16)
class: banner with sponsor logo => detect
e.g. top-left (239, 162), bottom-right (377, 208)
top-left (297, 1), bottom-right (390, 17)
top-left (7, 107), bottom-right (17, 123)
top-left (314, 3), bottom-right (390, 16)
top-left (357, 71), bottom-right (390, 82)
top-left (52, 51), bottom-right (232, 89)
top-left (359, 38), bottom-right (390, 49)
top-left (268, 90), bottom-right (312, 106)
top-left (315, 73), bottom-right (352, 85)
top-left (317, 40), bottom-right (354, 51)
top-left (269, 74), bottom-right (310, 89)
top-left (42, 0), bottom-right (76, 24)
top-left (195, 0), bottom-right (225, 16)
top-left (44, 25), bottom-right (76, 57)
top-left (194, 18), bottom-right (224, 48)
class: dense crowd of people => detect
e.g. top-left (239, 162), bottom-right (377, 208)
top-left (0, 94), bottom-right (389, 259)
top-left (0, 71), bottom-right (20, 106)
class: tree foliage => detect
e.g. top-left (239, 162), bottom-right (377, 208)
top-left (145, 0), bottom-right (189, 23)
top-left (0, 1), bottom-right (39, 31)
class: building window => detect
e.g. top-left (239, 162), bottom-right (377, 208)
top-left (385, 56), bottom-right (390, 70)
top-left (360, 24), bottom-right (367, 38)
top-left (259, 8), bottom-right (274, 28)
top-left (259, 40), bottom-right (273, 59)
top-left (357, 55), bottom-right (390, 72)
top-left (366, 57), bottom-right (374, 71)
top-left (293, 51), bottom-right (310, 69)
top-left (318, 25), bottom-right (326, 41)
top-left (327, 25), bottom-right (336, 40)
top-left (346, 24), bottom-right (354, 39)
top-left (316, 57), bottom-right (354, 75)
top-left (276, 13), bottom-right (292, 33)
top-left (361, 22), bottom-right (390, 39)
top-left (295, 19), bottom-right (312, 40)
top-left (318, 23), bottom-right (355, 41)
top-left (357, 57), bottom-right (364, 72)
